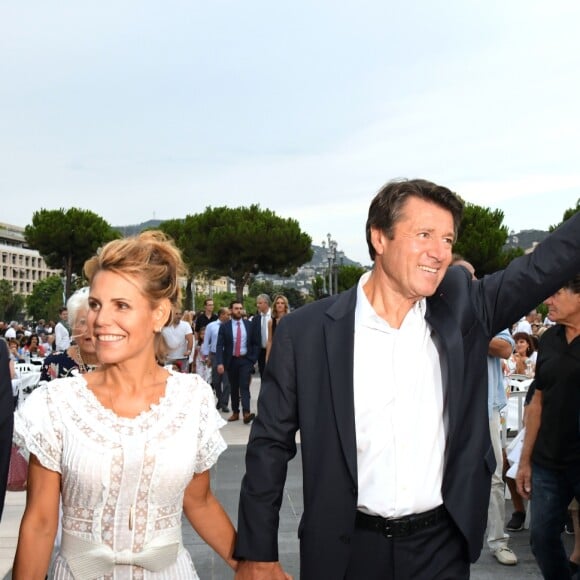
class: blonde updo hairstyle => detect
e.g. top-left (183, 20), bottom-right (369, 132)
top-left (84, 231), bottom-right (185, 364)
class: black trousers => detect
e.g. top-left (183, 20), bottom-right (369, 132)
top-left (227, 356), bottom-right (253, 414)
top-left (344, 513), bottom-right (470, 580)
top-left (257, 348), bottom-right (267, 379)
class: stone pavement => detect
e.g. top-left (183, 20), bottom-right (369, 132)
top-left (0, 377), bottom-right (575, 578)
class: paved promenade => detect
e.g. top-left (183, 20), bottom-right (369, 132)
top-left (0, 378), bottom-right (574, 578)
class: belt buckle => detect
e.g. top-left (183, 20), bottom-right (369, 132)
top-left (382, 517), bottom-right (410, 538)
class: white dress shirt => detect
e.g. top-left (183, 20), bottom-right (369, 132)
top-left (201, 319), bottom-right (221, 356)
top-left (259, 310), bottom-right (271, 348)
top-left (353, 272), bottom-right (445, 518)
top-left (55, 321), bottom-right (71, 351)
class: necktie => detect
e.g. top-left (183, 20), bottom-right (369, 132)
top-left (234, 321), bottom-right (242, 356)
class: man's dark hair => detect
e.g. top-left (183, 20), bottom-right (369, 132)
top-left (204, 297), bottom-right (214, 306)
top-left (59, 307), bottom-right (68, 315)
top-left (229, 300), bottom-right (243, 309)
top-left (563, 273), bottom-right (580, 294)
top-left (365, 178), bottom-right (464, 260)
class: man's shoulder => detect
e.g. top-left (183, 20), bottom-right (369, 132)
top-left (284, 288), bottom-right (357, 326)
top-left (178, 320), bottom-right (193, 334)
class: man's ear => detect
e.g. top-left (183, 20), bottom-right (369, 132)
top-left (370, 226), bottom-right (386, 257)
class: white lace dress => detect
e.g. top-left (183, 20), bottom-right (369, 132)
top-left (14, 371), bottom-right (226, 580)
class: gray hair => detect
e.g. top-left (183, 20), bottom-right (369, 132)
top-left (256, 294), bottom-right (271, 306)
top-left (66, 287), bottom-right (90, 329)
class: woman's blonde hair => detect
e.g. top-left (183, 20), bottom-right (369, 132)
top-left (84, 230), bottom-right (186, 362)
top-left (272, 294), bottom-right (290, 319)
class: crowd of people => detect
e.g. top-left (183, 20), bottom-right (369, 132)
top-left (0, 177), bottom-right (579, 579)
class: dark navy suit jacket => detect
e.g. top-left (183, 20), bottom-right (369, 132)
top-left (235, 212), bottom-right (580, 579)
top-left (216, 319), bottom-right (260, 369)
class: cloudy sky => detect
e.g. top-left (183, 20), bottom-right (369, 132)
top-left (1, 0), bottom-right (579, 264)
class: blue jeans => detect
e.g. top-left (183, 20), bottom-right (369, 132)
top-left (530, 462), bottom-right (580, 579)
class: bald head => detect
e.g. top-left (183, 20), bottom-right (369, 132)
top-left (452, 259), bottom-right (476, 280)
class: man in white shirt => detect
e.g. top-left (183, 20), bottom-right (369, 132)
top-left (161, 309), bottom-right (193, 372)
top-left (253, 294), bottom-right (271, 379)
top-left (234, 178), bottom-right (580, 580)
top-left (512, 310), bottom-right (536, 335)
top-left (54, 307), bottom-right (71, 352)
top-left (4, 322), bottom-right (17, 340)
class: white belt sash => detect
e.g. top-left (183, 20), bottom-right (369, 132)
top-left (60, 530), bottom-right (181, 579)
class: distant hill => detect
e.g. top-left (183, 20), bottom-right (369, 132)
top-left (504, 229), bottom-right (549, 251)
top-left (114, 219), bottom-right (164, 237)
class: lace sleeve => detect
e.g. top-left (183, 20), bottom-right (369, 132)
top-left (194, 381), bottom-right (227, 474)
top-left (13, 384), bottom-right (62, 473)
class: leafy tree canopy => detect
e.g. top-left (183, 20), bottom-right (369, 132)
top-left (549, 198), bottom-right (580, 232)
top-left (25, 208), bottom-right (119, 300)
top-left (0, 280), bottom-right (25, 321)
top-left (168, 205), bottom-right (313, 302)
top-left (310, 275), bottom-right (326, 300)
top-left (454, 203), bottom-right (514, 276)
top-left (26, 275), bottom-right (64, 322)
top-left (337, 265), bottom-right (367, 293)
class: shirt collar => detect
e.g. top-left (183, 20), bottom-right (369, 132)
top-left (355, 271), bottom-right (427, 332)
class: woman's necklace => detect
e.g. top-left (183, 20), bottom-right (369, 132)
top-left (73, 344), bottom-right (89, 374)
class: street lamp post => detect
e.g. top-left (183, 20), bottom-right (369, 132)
top-left (325, 233), bottom-right (338, 296)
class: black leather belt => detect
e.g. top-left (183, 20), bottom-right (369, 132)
top-left (355, 505), bottom-right (447, 539)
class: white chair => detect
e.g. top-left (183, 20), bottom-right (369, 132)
top-left (15, 362), bottom-right (34, 375)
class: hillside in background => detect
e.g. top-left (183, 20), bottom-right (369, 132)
top-left (504, 229), bottom-right (549, 250)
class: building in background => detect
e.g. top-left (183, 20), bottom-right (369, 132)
top-left (0, 223), bottom-right (59, 296)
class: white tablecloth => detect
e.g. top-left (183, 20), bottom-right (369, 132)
top-left (12, 371), bottom-right (42, 404)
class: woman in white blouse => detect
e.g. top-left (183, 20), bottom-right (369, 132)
top-left (13, 231), bottom-right (237, 579)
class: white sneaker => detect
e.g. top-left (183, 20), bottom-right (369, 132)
top-left (494, 546), bottom-right (518, 565)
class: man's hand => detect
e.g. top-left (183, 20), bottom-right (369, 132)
top-left (516, 462), bottom-right (533, 499)
top-left (235, 560), bottom-right (292, 580)
top-left (217, 364), bottom-right (225, 375)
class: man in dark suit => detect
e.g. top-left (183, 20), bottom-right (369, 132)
top-left (233, 179), bottom-right (580, 580)
top-left (216, 300), bottom-right (260, 424)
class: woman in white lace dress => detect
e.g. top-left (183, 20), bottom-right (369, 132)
top-left (13, 231), bottom-right (237, 579)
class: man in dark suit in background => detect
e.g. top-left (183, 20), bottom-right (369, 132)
top-left (234, 179), bottom-right (580, 580)
top-left (216, 300), bottom-right (260, 424)
top-left (0, 337), bottom-right (14, 521)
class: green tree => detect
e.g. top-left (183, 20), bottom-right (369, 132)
top-left (160, 217), bottom-right (225, 310)
top-left (337, 265), bottom-right (367, 293)
top-left (454, 203), bottom-right (512, 276)
top-left (172, 205), bottom-right (313, 303)
top-left (549, 198), bottom-right (580, 231)
top-left (249, 279), bottom-right (275, 298)
top-left (277, 287), bottom-right (307, 310)
top-left (310, 275), bottom-right (326, 300)
top-left (25, 208), bottom-right (119, 301)
top-left (0, 280), bottom-right (25, 320)
top-left (26, 275), bottom-right (64, 322)
top-left (204, 292), bottom-right (236, 314)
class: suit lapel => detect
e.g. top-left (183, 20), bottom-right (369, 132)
top-left (425, 293), bottom-right (464, 452)
top-left (323, 288), bottom-right (358, 486)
